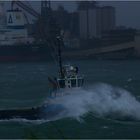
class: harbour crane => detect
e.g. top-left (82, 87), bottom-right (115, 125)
top-left (11, 0), bottom-right (40, 18)
top-left (11, 0), bottom-right (55, 41)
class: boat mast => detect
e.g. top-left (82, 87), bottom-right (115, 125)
top-left (57, 36), bottom-right (64, 78)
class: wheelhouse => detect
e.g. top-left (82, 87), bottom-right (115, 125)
top-left (57, 76), bottom-right (84, 89)
top-left (57, 65), bottom-right (84, 89)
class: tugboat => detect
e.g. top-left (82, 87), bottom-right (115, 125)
top-left (0, 36), bottom-right (84, 120)
top-left (48, 36), bottom-right (84, 97)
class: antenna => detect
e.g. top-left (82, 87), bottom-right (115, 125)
top-left (57, 36), bottom-right (64, 78)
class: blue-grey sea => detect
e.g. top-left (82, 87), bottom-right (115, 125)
top-left (0, 60), bottom-right (140, 139)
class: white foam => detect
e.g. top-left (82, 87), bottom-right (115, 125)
top-left (51, 83), bottom-right (140, 121)
top-left (0, 118), bottom-right (50, 124)
top-left (1, 83), bottom-right (140, 123)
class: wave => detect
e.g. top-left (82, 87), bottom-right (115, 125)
top-left (1, 83), bottom-right (140, 123)
top-left (51, 83), bottom-right (140, 121)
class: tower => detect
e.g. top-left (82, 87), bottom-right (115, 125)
top-left (41, 0), bottom-right (51, 19)
top-left (40, 1), bottom-right (60, 40)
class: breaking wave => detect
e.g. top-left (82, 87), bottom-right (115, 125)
top-left (52, 83), bottom-right (140, 121)
top-left (1, 83), bottom-right (140, 123)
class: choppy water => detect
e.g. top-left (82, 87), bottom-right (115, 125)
top-left (0, 60), bottom-right (140, 139)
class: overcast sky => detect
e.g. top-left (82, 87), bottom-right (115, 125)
top-left (31, 1), bottom-right (140, 29)
top-left (100, 1), bottom-right (140, 29)
top-left (3, 1), bottom-right (140, 29)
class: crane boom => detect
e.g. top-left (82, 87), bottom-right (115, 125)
top-left (11, 0), bottom-right (40, 18)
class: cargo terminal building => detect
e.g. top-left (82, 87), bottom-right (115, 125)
top-left (0, 9), bottom-right (33, 46)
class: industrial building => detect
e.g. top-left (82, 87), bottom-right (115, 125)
top-left (79, 4), bottom-right (116, 39)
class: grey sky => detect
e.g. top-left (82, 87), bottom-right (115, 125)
top-left (100, 1), bottom-right (140, 29)
top-left (32, 1), bottom-right (140, 29)
top-left (3, 1), bottom-right (140, 29)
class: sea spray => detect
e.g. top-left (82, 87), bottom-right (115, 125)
top-left (52, 83), bottom-right (140, 121)
top-left (2, 83), bottom-right (140, 123)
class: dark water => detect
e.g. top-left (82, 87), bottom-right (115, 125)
top-left (0, 60), bottom-right (140, 139)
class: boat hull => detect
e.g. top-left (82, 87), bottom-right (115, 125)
top-left (0, 104), bottom-right (65, 120)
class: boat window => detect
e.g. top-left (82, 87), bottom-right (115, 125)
top-left (71, 79), bottom-right (76, 87)
top-left (58, 79), bottom-right (65, 88)
top-left (78, 78), bottom-right (84, 87)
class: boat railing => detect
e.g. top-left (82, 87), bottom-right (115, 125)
top-left (57, 75), bottom-right (84, 89)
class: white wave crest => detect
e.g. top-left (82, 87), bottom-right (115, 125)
top-left (52, 83), bottom-right (140, 121)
